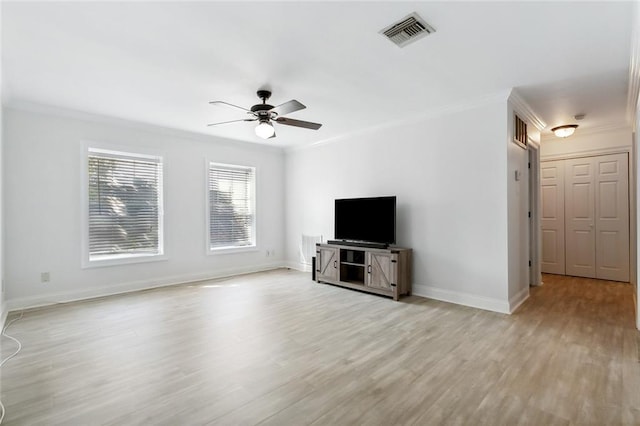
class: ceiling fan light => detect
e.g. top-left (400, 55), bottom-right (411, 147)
top-left (255, 121), bottom-right (275, 139)
top-left (551, 124), bottom-right (578, 138)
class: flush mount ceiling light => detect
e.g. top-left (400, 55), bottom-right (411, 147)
top-left (255, 121), bottom-right (275, 139)
top-left (551, 124), bottom-right (578, 138)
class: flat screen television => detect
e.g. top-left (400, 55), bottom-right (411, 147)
top-left (334, 196), bottom-right (396, 245)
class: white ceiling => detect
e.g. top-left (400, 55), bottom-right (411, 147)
top-left (2, 1), bottom-right (634, 147)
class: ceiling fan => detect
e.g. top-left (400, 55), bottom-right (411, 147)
top-left (208, 90), bottom-right (322, 139)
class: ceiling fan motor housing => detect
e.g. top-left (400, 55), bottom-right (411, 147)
top-left (251, 104), bottom-right (274, 113)
top-left (252, 90), bottom-right (275, 119)
top-left (256, 90), bottom-right (272, 101)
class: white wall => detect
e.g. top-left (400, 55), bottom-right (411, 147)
top-left (4, 106), bottom-right (285, 309)
top-left (285, 99), bottom-right (513, 313)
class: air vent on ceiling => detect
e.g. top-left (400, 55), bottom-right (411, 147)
top-left (380, 12), bottom-right (436, 48)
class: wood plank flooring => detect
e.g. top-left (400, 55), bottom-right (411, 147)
top-left (1, 270), bottom-right (638, 425)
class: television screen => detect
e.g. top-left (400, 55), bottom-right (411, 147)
top-left (334, 196), bottom-right (396, 244)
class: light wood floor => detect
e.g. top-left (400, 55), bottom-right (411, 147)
top-left (1, 270), bottom-right (639, 425)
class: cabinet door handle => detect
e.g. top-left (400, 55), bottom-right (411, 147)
top-left (334, 260), bottom-right (337, 269)
top-left (367, 265), bottom-right (372, 274)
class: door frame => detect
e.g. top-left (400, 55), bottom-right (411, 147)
top-left (528, 139), bottom-right (542, 286)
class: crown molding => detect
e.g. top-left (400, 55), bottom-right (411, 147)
top-left (3, 99), bottom-right (284, 153)
top-left (627, 2), bottom-right (640, 129)
top-left (285, 89), bottom-right (512, 154)
top-left (508, 90), bottom-right (546, 132)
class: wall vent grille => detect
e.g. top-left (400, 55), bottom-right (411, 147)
top-left (380, 13), bottom-right (436, 48)
top-left (514, 114), bottom-right (528, 148)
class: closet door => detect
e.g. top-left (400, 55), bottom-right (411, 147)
top-left (565, 157), bottom-right (596, 278)
top-left (541, 161), bottom-right (565, 274)
top-left (595, 153), bottom-right (629, 282)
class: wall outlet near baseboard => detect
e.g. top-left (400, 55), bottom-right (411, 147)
top-left (41, 272), bottom-right (50, 283)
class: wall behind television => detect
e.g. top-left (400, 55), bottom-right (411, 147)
top-left (284, 97), bottom-right (511, 312)
top-left (4, 106), bottom-right (285, 308)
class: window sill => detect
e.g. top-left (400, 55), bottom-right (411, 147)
top-left (207, 246), bottom-right (259, 256)
top-left (82, 253), bottom-right (168, 269)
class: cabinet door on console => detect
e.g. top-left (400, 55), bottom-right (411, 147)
top-left (366, 252), bottom-right (395, 290)
top-left (317, 246), bottom-right (339, 282)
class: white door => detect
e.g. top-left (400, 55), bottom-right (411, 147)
top-left (595, 153), bottom-right (629, 282)
top-left (565, 157), bottom-right (596, 278)
top-left (541, 161), bottom-right (565, 274)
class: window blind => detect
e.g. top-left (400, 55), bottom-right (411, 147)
top-left (88, 149), bottom-right (163, 260)
top-left (209, 163), bottom-right (255, 249)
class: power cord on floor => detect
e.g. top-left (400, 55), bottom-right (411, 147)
top-left (0, 312), bottom-right (24, 425)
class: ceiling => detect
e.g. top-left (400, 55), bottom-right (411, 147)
top-left (2, 1), bottom-right (634, 147)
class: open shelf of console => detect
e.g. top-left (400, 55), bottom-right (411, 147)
top-left (315, 243), bottom-right (412, 300)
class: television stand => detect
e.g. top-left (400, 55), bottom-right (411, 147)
top-left (315, 243), bottom-right (412, 301)
top-left (327, 240), bottom-right (388, 249)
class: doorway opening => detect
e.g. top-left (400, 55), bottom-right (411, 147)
top-left (541, 151), bottom-right (631, 283)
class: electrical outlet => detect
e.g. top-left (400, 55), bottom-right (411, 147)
top-left (41, 272), bottom-right (50, 283)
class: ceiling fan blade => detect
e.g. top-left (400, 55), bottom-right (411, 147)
top-left (271, 100), bottom-right (306, 116)
top-left (274, 117), bottom-right (322, 130)
top-left (209, 100), bottom-right (251, 112)
top-left (207, 118), bottom-right (256, 127)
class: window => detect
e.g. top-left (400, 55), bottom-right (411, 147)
top-left (87, 148), bottom-right (164, 263)
top-left (208, 162), bottom-right (256, 251)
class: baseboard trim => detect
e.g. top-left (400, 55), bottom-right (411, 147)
top-left (509, 287), bottom-right (530, 313)
top-left (284, 261), bottom-right (311, 273)
top-left (6, 262), bottom-right (284, 312)
top-left (412, 284), bottom-right (510, 314)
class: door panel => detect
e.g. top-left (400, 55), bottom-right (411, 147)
top-left (572, 184), bottom-right (591, 218)
top-left (573, 230), bottom-right (593, 267)
top-left (541, 161), bottom-right (565, 274)
top-left (599, 231), bottom-right (620, 268)
top-left (542, 186), bottom-right (558, 218)
top-left (599, 181), bottom-right (618, 218)
top-left (317, 247), bottom-right (338, 282)
top-left (565, 158), bottom-right (596, 278)
top-left (366, 252), bottom-right (393, 290)
top-left (542, 230), bottom-right (559, 264)
top-left (595, 153), bottom-right (629, 281)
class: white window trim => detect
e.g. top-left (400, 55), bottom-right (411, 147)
top-left (81, 141), bottom-right (168, 268)
top-left (205, 160), bottom-right (257, 255)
